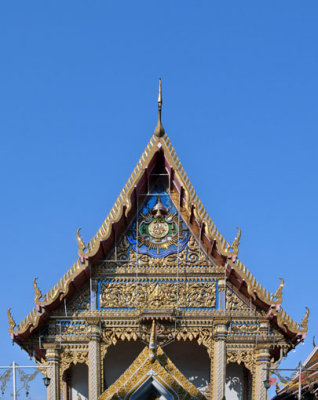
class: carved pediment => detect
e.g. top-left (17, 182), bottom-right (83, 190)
top-left (99, 345), bottom-right (206, 400)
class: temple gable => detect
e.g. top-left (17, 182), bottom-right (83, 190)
top-left (8, 81), bottom-right (308, 400)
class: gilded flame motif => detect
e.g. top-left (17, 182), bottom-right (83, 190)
top-left (33, 277), bottom-right (43, 304)
top-left (7, 308), bottom-right (16, 333)
top-left (300, 307), bottom-right (310, 332)
top-left (274, 277), bottom-right (284, 304)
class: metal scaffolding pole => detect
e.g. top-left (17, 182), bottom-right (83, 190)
top-left (0, 363), bottom-right (51, 399)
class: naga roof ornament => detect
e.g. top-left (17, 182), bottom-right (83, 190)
top-left (76, 227), bottom-right (87, 258)
top-left (274, 277), bottom-right (284, 304)
top-left (33, 277), bottom-right (43, 304)
top-left (7, 308), bottom-right (16, 334)
top-left (300, 307), bottom-right (310, 333)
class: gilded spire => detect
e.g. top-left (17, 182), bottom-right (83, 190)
top-left (154, 78), bottom-right (165, 137)
top-left (149, 320), bottom-right (157, 362)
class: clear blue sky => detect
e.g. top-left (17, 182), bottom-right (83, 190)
top-left (0, 1), bottom-right (317, 398)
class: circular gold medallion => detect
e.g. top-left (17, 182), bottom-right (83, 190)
top-left (148, 220), bottom-right (169, 239)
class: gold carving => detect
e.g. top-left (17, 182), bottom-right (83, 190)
top-left (231, 323), bottom-right (259, 335)
top-left (148, 220), bottom-right (169, 239)
top-left (99, 345), bottom-right (206, 400)
top-left (60, 350), bottom-right (88, 373)
top-left (100, 279), bottom-right (216, 310)
top-left (7, 308), bottom-right (16, 333)
top-left (176, 327), bottom-right (212, 356)
top-left (67, 289), bottom-right (90, 314)
top-left (76, 227), bottom-right (87, 257)
top-left (227, 350), bottom-right (256, 373)
top-left (300, 306), bottom-right (309, 332)
top-left (13, 135), bottom-right (306, 344)
top-left (274, 277), bottom-right (284, 304)
top-left (226, 288), bottom-right (251, 312)
top-left (230, 227), bottom-right (241, 255)
top-left (33, 277), bottom-right (43, 304)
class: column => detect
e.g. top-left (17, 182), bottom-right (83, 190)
top-left (254, 347), bottom-right (270, 400)
top-left (61, 370), bottom-right (71, 400)
top-left (211, 319), bottom-right (228, 400)
top-left (46, 348), bottom-right (60, 400)
top-left (88, 321), bottom-right (102, 400)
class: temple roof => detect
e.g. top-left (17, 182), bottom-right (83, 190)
top-left (274, 345), bottom-right (318, 398)
top-left (99, 343), bottom-right (206, 400)
top-left (8, 84), bottom-right (308, 356)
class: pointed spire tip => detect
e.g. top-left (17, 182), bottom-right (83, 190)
top-left (154, 78), bottom-right (165, 137)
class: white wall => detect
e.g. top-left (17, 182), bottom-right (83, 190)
top-left (225, 363), bottom-right (245, 400)
top-left (164, 341), bottom-right (210, 393)
top-left (70, 363), bottom-right (88, 400)
top-left (104, 341), bottom-right (145, 388)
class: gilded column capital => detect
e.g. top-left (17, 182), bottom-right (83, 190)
top-left (218, 279), bottom-right (226, 292)
top-left (88, 323), bottom-right (102, 341)
top-left (44, 345), bottom-right (60, 361)
top-left (213, 319), bottom-right (229, 341)
top-left (86, 315), bottom-right (101, 326)
top-left (255, 347), bottom-right (271, 364)
top-left (259, 319), bottom-right (270, 334)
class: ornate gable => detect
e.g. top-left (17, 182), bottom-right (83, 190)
top-left (99, 345), bottom-right (206, 400)
top-left (8, 81), bottom-right (308, 367)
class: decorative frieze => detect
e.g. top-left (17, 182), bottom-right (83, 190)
top-left (99, 277), bottom-right (216, 310)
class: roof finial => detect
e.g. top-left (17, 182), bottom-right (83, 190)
top-left (33, 277), bottom-right (43, 304)
top-left (7, 308), bottom-right (16, 333)
top-left (154, 78), bottom-right (165, 137)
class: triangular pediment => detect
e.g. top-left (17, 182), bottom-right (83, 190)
top-left (10, 132), bottom-right (307, 352)
top-left (99, 345), bottom-right (207, 400)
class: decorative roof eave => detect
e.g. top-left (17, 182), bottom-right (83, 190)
top-left (10, 133), bottom-right (307, 345)
top-left (276, 347), bottom-right (318, 397)
top-left (224, 259), bottom-right (308, 341)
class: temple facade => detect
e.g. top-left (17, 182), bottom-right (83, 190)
top-left (8, 81), bottom-right (309, 400)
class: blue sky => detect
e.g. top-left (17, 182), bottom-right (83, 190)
top-left (0, 1), bottom-right (317, 398)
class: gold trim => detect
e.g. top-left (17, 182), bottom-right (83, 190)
top-left (99, 345), bottom-right (206, 400)
top-left (33, 277), bottom-right (43, 304)
top-left (12, 133), bottom-right (305, 339)
top-left (7, 308), bottom-right (16, 333)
